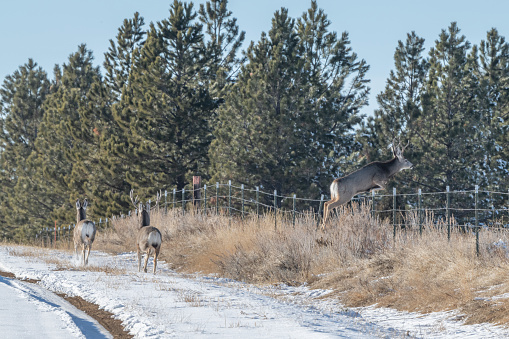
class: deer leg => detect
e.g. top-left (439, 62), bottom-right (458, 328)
top-left (143, 249), bottom-right (150, 273)
top-left (322, 198), bottom-right (336, 227)
top-left (153, 247), bottom-right (160, 274)
top-left (74, 241), bottom-right (78, 259)
top-left (85, 244), bottom-right (91, 265)
top-left (322, 196), bottom-right (352, 229)
top-left (137, 246), bottom-right (142, 272)
top-left (81, 244), bottom-right (86, 266)
top-left (372, 179), bottom-right (387, 191)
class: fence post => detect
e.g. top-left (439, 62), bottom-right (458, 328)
top-left (371, 190), bottom-right (376, 219)
top-left (274, 190), bottom-right (277, 231)
top-left (316, 194), bottom-right (324, 229)
top-left (54, 221), bottom-right (57, 248)
top-left (165, 190), bottom-right (168, 214)
top-left (418, 188), bottom-right (422, 235)
top-left (256, 186), bottom-right (260, 219)
top-left (172, 188), bottom-right (176, 211)
top-left (193, 176), bottom-right (201, 209)
top-left (446, 186), bottom-right (450, 241)
top-left (182, 188), bottom-right (186, 216)
top-left (228, 180), bottom-right (232, 219)
top-left (204, 184), bottom-right (207, 215)
top-left (293, 194), bottom-right (296, 228)
top-left (216, 182), bottom-right (219, 215)
top-left (241, 184), bottom-right (245, 219)
top-left (393, 187), bottom-right (397, 240)
top-left (475, 185), bottom-right (480, 256)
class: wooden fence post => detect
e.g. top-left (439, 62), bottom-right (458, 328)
top-left (204, 184), bottom-right (207, 215)
top-left (193, 176), bottom-right (201, 209)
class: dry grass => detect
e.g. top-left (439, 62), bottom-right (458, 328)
top-left (49, 204), bottom-right (509, 327)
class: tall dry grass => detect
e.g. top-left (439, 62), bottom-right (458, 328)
top-left (94, 203), bottom-right (509, 327)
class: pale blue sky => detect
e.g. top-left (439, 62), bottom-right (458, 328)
top-left (1, 0), bottom-right (508, 116)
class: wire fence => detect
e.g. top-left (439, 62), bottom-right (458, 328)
top-left (36, 181), bottom-right (509, 255)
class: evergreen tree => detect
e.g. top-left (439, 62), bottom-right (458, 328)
top-left (358, 31), bottom-right (428, 191)
top-left (198, 0), bottom-right (246, 93)
top-left (413, 22), bottom-right (476, 191)
top-left (470, 28), bottom-right (509, 189)
top-left (97, 13), bottom-right (148, 217)
top-left (31, 45), bottom-right (104, 225)
top-left (116, 0), bottom-right (218, 197)
top-left (209, 1), bottom-right (370, 201)
top-left (104, 12), bottom-right (146, 99)
top-left (0, 59), bottom-right (50, 238)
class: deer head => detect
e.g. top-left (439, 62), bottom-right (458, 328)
top-left (391, 139), bottom-right (413, 171)
top-left (130, 190), bottom-right (151, 228)
top-left (76, 198), bottom-right (88, 223)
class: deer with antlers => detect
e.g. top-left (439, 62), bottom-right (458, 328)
top-left (130, 190), bottom-right (163, 274)
top-left (73, 199), bottom-right (97, 265)
top-left (322, 141), bottom-right (413, 228)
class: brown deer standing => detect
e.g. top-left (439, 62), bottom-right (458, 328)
top-left (130, 190), bottom-right (162, 274)
top-left (322, 142), bottom-right (413, 228)
top-left (73, 199), bottom-right (96, 265)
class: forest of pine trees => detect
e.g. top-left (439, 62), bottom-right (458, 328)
top-left (0, 0), bottom-right (507, 239)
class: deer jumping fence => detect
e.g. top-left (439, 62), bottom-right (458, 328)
top-left (37, 181), bottom-right (509, 255)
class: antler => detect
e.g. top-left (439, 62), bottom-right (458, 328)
top-left (129, 189), bottom-right (139, 209)
top-left (401, 140), bottom-right (410, 153)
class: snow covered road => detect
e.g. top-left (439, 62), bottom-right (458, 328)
top-left (0, 245), bottom-right (508, 338)
top-left (0, 274), bottom-right (110, 338)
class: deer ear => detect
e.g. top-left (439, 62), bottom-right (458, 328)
top-left (76, 199), bottom-right (81, 209)
top-left (83, 198), bottom-right (88, 209)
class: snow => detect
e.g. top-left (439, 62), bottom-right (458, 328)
top-left (0, 273), bottom-right (111, 338)
top-left (1, 244), bottom-right (509, 338)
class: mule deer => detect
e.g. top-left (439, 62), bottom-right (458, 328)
top-left (73, 199), bottom-right (97, 265)
top-left (322, 142), bottom-right (413, 227)
top-left (130, 190), bottom-right (162, 274)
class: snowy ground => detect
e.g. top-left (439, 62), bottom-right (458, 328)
top-left (0, 245), bottom-right (508, 338)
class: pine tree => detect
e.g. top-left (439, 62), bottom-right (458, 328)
top-left (209, 1), bottom-right (369, 201)
top-left (470, 28), bottom-right (509, 190)
top-left (198, 0), bottom-right (246, 94)
top-left (116, 0), bottom-right (218, 197)
top-left (358, 31), bottom-right (428, 191)
top-left (413, 22), bottom-right (476, 191)
top-left (104, 12), bottom-right (146, 99)
top-left (0, 59), bottom-right (50, 238)
top-left (96, 13), bottom-right (148, 217)
top-left (31, 45), bottom-right (104, 225)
